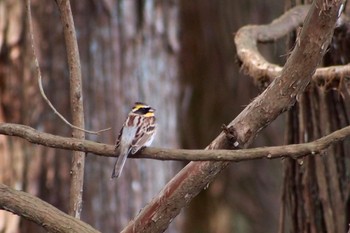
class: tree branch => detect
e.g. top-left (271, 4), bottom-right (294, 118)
top-left (0, 122), bottom-right (349, 161)
top-left (0, 184), bottom-right (99, 233)
top-left (0, 123), bottom-right (115, 156)
top-left (55, 0), bottom-right (85, 218)
top-left (235, 4), bottom-right (350, 89)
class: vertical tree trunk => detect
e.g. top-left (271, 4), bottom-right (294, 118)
top-left (282, 2), bottom-right (350, 233)
top-left (0, 1), bottom-right (180, 232)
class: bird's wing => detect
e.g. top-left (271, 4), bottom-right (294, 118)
top-left (130, 118), bottom-right (156, 154)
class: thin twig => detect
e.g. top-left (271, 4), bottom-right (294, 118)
top-left (0, 122), bottom-right (349, 162)
top-left (26, 0), bottom-right (110, 135)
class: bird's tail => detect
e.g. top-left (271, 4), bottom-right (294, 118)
top-left (111, 146), bottom-right (129, 179)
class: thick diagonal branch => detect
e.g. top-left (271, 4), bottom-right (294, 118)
top-left (0, 184), bottom-right (99, 233)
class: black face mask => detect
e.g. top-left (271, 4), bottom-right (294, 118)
top-left (134, 107), bottom-right (151, 115)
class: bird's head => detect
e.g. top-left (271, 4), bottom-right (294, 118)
top-left (132, 102), bottom-right (155, 117)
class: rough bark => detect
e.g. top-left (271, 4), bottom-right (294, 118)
top-left (281, 2), bottom-right (350, 232)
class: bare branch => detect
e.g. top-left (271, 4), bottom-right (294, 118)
top-left (26, 0), bottom-right (110, 136)
top-left (0, 122), bottom-right (349, 162)
top-left (235, 4), bottom-right (350, 89)
top-left (55, 0), bottom-right (85, 218)
top-left (0, 123), bottom-right (115, 156)
top-left (0, 184), bottom-right (99, 233)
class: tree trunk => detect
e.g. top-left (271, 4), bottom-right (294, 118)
top-left (281, 2), bottom-right (350, 233)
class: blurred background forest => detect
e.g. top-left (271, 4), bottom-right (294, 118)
top-left (0, 0), bottom-right (334, 233)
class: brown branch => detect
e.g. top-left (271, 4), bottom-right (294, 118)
top-left (120, 1), bottom-right (345, 232)
top-left (0, 122), bottom-right (349, 161)
top-left (55, 0), bottom-right (85, 218)
top-left (0, 184), bottom-right (99, 233)
top-left (0, 123), bottom-right (115, 156)
top-left (234, 4), bottom-right (350, 89)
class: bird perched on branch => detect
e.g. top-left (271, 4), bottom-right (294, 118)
top-left (111, 102), bottom-right (157, 179)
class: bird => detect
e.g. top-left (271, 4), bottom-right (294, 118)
top-left (111, 102), bottom-right (157, 179)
